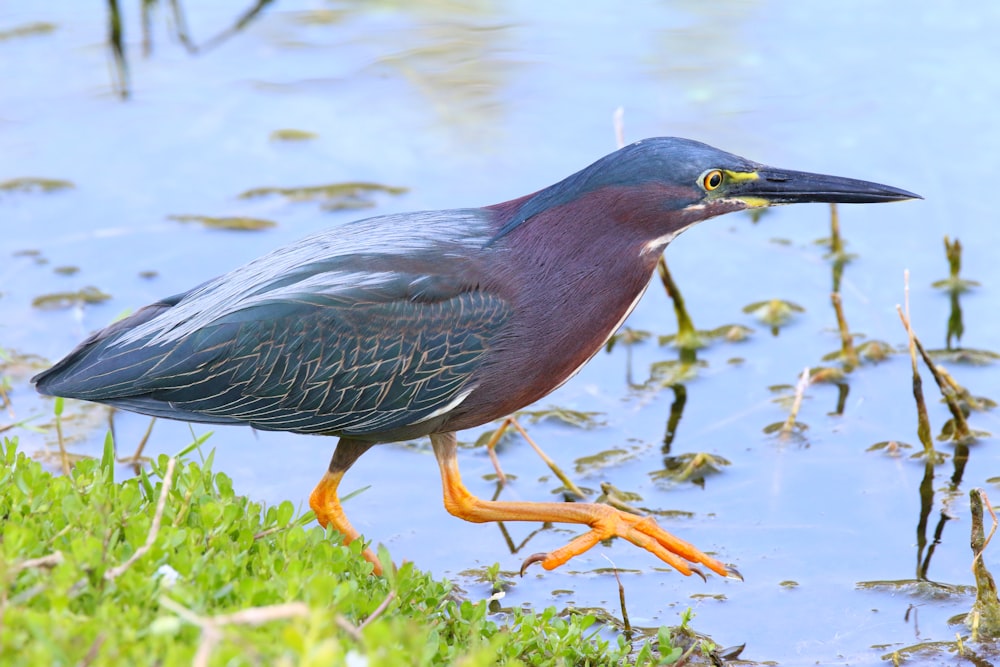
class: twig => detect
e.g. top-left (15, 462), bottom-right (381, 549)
top-left (967, 489), bottom-right (1000, 639)
top-left (483, 418), bottom-right (512, 486)
top-left (358, 590), bottom-right (396, 631)
top-left (206, 602), bottom-right (310, 627)
top-left (253, 524), bottom-right (287, 541)
top-left (76, 633), bottom-right (106, 667)
top-left (973, 490), bottom-right (997, 570)
top-left (334, 615), bottom-right (364, 642)
top-left (483, 416), bottom-right (586, 499)
top-left (935, 365), bottom-right (987, 412)
top-left (508, 417), bottom-right (586, 499)
top-left (0, 382), bottom-right (13, 417)
top-left (104, 457), bottom-right (176, 580)
top-left (54, 400), bottom-right (70, 477)
top-left (10, 551), bottom-right (64, 574)
top-left (780, 367), bottom-right (810, 439)
top-left (117, 417), bottom-right (156, 464)
top-left (896, 281), bottom-right (972, 441)
top-left (657, 256), bottom-right (700, 355)
top-left (912, 338), bottom-right (971, 439)
top-left (331, 591), bottom-right (398, 641)
top-left (603, 555), bottom-right (631, 638)
top-left (896, 270), bottom-right (935, 455)
top-left (159, 597), bottom-right (309, 667)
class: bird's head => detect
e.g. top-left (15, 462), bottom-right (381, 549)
top-left (494, 137), bottom-right (919, 247)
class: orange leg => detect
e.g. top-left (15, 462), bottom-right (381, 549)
top-left (430, 432), bottom-right (729, 578)
top-left (309, 438), bottom-right (382, 575)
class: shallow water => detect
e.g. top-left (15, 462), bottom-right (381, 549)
top-left (3, 1), bottom-right (999, 663)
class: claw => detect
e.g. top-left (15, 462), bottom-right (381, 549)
top-left (520, 552), bottom-right (549, 576)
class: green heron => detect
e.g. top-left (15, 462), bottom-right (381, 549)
top-left (33, 137), bottom-right (919, 578)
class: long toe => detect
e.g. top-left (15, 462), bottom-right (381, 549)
top-left (432, 432), bottom-right (729, 578)
top-left (531, 505), bottom-right (728, 577)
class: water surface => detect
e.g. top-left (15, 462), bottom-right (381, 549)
top-left (3, 2), bottom-right (998, 663)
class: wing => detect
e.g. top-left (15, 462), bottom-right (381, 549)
top-left (34, 209), bottom-right (510, 437)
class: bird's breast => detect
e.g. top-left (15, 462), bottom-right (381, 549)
top-left (440, 219), bottom-right (658, 431)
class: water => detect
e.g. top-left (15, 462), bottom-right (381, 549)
top-left (3, 1), bottom-right (999, 662)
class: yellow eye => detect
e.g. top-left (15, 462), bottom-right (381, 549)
top-left (703, 170), bottom-right (724, 191)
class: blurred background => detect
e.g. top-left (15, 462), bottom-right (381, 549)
top-left (2, 1), bottom-right (998, 663)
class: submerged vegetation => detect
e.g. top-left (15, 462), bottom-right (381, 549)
top-left (0, 22), bottom-right (57, 41)
top-left (237, 182), bottom-right (408, 211)
top-left (269, 128), bottom-right (318, 142)
top-left (0, 177), bottom-right (74, 194)
top-left (168, 214), bottom-right (277, 231)
top-left (31, 286), bottom-right (112, 310)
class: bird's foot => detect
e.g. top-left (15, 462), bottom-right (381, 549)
top-left (518, 505), bottom-right (730, 578)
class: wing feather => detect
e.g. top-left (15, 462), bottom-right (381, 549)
top-left (34, 208), bottom-right (506, 437)
top-left (36, 291), bottom-right (509, 437)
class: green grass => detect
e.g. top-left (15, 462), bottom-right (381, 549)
top-left (0, 435), bottom-right (706, 666)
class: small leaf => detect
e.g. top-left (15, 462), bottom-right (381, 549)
top-left (100, 432), bottom-right (115, 481)
top-left (742, 299), bottom-right (804, 331)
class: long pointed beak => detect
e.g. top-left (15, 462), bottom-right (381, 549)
top-left (735, 168), bottom-right (921, 205)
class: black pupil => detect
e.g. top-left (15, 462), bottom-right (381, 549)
top-left (709, 172), bottom-right (721, 187)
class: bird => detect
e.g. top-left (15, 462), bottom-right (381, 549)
top-left (33, 137), bottom-right (919, 579)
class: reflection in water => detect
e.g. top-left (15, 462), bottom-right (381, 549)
top-left (604, 327), bottom-right (651, 389)
top-left (494, 520), bottom-right (547, 560)
top-left (915, 459), bottom-right (942, 581)
top-left (358, 2), bottom-right (511, 144)
top-left (244, 1), bottom-right (515, 146)
top-left (947, 289), bottom-right (964, 350)
top-left (950, 442), bottom-right (970, 490)
top-left (661, 383), bottom-right (686, 454)
top-left (106, 0), bottom-right (128, 98)
top-left (828, 381), bottom-right (848, 416)
top-left (649, 1), bottom-right (762, 133)
top-left (916, 434), bottom-right (971, 580)
top-left (195, 0), bottom-right (276, 52)
top-left (104, 0), bottom-right (276, 99)
top-left (932, 237), bottom-right (980, 350)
